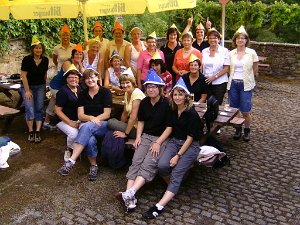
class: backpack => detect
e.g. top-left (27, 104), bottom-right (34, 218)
top-left (204, 95), bottom-right (219, 132)
top-left (101, 131), bottom-right (126, 169)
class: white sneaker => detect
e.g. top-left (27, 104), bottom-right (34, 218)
top-left (64, 150), bottom-right (72, 162)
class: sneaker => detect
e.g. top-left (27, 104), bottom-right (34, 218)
top-left (57, 160), bottom-right (74, 176)
top-left (88, 165), bottom-right (98, 181)
top-left (115, 192), bottom-right (137, 211)
top-left (142, 205), bottom-right (164, 219)
top-left (42, 122), bottom-right (56, 131)
top-left (243, 128), bottom-right (251, 142)
top-left (64, 150), bottom-right (72, 162)
top-left (28, 131), bottom-right (34, 142)
top-left (233, 127), bottom-right (242, 140)
top-left (34, 131), bottom-right (41, 143)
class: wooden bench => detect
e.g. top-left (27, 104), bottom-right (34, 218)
top-left (258, 56), bottom-right (271, 74)
top-left (0, 105), bottom-right (20, 133)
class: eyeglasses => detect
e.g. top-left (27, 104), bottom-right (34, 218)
top-left (67, 76), bottom-right (79, 80)
top-left (84, 74), bottom-right (97, 80)
top-left (146, 85), bottom-right (158, 90)
top-left (236, 37), bottom-right (246, 40)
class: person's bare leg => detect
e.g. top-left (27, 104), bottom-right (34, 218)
top-left (26, 120), bottom-right (34, 132)
top-left (242, 112), bottom-right (251, 128)
top-left (88, 157), bottom-right (97, 166)
top-left (128, 176), bottom-right (145, 192)
top-left (35, 120), bottom-right (42, 131)
top-left (158, 190), bottom-right (175, 207)
top-left (70, 143), bottom-right (85, 161)
top-left (126, 180), bottom-right (135, 190)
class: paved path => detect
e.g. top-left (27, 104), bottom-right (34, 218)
top-left (0, 76), bottom-right (299, 225)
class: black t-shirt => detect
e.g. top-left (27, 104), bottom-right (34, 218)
top-left (78, 86), bottom-right (112, 117)
top-left (182, 72), bottom-right (208, 102)
top-left (21, 55), bottom-right (49, 85)
top-left (160, 41), bottom-right (183, 82)
top-left (55, 85), bottom-right (82, 121)
top-left (167, 106), bottom-right (201, 141)
top-left (138, 96), bottom-right (170, 136)
top-left (192, 40), bottom-right (210, 53)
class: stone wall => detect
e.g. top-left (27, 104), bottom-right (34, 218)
top-left (1, 38), bottom-right (300, 79)
top-left (0, 38), bottom-right (56, 79)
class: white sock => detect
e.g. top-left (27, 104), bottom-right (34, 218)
top-left (127, 188), bottom-right (136, 196)
top-left (68, 159), bottom-right (76, 164)
top-left (155, 203), bottom-right (164, 210)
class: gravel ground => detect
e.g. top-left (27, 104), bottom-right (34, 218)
top-left (0, 75), bottom-right (299, 225)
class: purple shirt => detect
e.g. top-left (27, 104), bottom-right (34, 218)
top-left (137, 49), bottom-right (165, 81)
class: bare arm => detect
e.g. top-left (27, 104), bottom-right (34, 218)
top-left (136, 69), bottom-right (142, 89)
top-left (124, 44), bottom-right (132, 68)
top-left (52, 54), bottom-right (58, 67)
top-left (104, 49), bottom-right (110, 70)
top-left (96, 54), bottom-right (103, 86)
top-left (199, 94), bottom-right (208, 103)
top-left (150, 127), bottom-right (173, 157)
top-left (20, 70), bottom-right (32, 101)
top-left (182, 16), bottom-right (193, 36)
top-left (205, 65), bottom-right (229, 85)
top-left (104, 69), bottom-right (110, 88)
top-left (253, 62), bottom-right (258, 76)
top-left (133, 120), bottom-right (145, 148)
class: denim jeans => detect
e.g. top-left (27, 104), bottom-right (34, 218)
top-left (228, 79), bottom-right (252, 113)
top-left (75, 121), bottom-right (108, 158)
top-left (20, 84), bottom-right (45, 121)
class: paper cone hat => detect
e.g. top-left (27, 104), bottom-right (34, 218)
top-left (112, 21), bottom-right (125, 33)
top-left (144, 68), bottom-right (165, 86)
top-left (207, 28), bottom-right (222, 38)
top-left (74, 43), bottom-right (83, 52)
top-left (63, 64), bottom-right (82, 76)
top-left (148, 31), bottom-right (157, 39)
top-left (31, 35), bottom-right (41, 46)
top-left (235, 25), bottom-right (248, 36)
top-left (93, 36), bottom-right (101, 42)
top-left (189, 54), bottom-right (199, 63)
top-left (122, 67), bottom-right (134, 78)
top-left (130, 26), bottom-right (142, 34)
top-left (61, 23), bottom-right (70, 33)
top-left (85, 65), bottom-right (99, 75)
top-left (109, 50), bottom-right (122, 62)
top-left (92, 21), bottom-right (104, 32)
top-left (151, 51), bottom-right (162, 60)
top-left (171, 77), bottom-right (190, 94)
top-left (196, 22), bottom-right (205, 31)
top-left (170, 23), bottom-right (181, 34)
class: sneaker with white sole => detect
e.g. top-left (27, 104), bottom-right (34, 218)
top-left (64, 150), bottom-right (72, 162)
top-left (57, 160), bottom-right (74, 176)
top-left (42, 123), bottom-right (56, 131)
top-left (88, 165), bottom-right (98, 181)
top-left (142, 205), bottom-right (164, 219)
top-left (115, 192), bottom-right (137, 211)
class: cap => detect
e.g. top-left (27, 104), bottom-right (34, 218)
top-left (112, 21), bottom-right (125, 33)
top-left (171, 77), bottom-right (190, 94)
top-left (130, 26), bottom-right (142, 34)
top-left (144, 68), bottom-right (165, 86)
top-left (235, 25), bottom-right (248, 36)
top-left (207, 28), bottom-right (222, 39)
top-left (63, 64), bottom-right (82, 77)
top-left (92, 21), bottom-right (105, 32)
top-left (148, 31), bottom-right (157, 39)
top-left (195, 22), bottom-right (205, 31)
top-left (85, 65), bottom-right (99, 75)
top-left (74, 43), bottom-right (83, 52)
top-left (109, 50), bottom-right (122, 62)
top-left (151, 51), bottom-right (162, 60)
top-left (31, 35), bottom-right (41, 46)
top-left (189, 54), bottom-right (199, 63)
top-left (122, 67), bottom-right (134, 78)
top-left (61, 23), bottom-right (70, 33)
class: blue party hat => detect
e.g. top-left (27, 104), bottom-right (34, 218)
top-left (144, 68), bottom-right (165, 86)
top-left (109, 50), bottom-right (122, 62)
top-left (85, 65), bottom-right (99, 75)
top-left (171, 77), bottom-right (190, 94)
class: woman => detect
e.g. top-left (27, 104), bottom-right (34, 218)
top-left (52, 24), bottom-right (76, 72)
top-left (104, 22), bottom-right (129, 69)
top-left (149, 53), bottom-right (172, 97)
top-left (137, 32), bottom-right (165, 89)
top-left (107, 67), bottom-right (145, 139)
top-left (104, 51), bottom-right (126, 92)
top-left (124, 27), bottom-right (146, 77)
top-left (55, 64), bottom-right (82, 162)
top-left (83, 38), bottom-right (103, 85)
top-left (172, 32), bottom-right (202, 82)
top-left (160, 24), bottom-right (183, 86)
top-left (44, 43), bottom-right (84, 130)
top-left (182, 54), bottom-right (208, 103)
top-left (20, 36), bottom-right (49, 143)
top-left (202, 28), bottom-right (230, 105)
top-left (227, 26), bottom-right (258, 141)
top-left (115, 69), bottom-right (169, 211)
top-left (57, 68), bottom-right (112, 181)
top-left (142, 78), bottom-right (201, 219)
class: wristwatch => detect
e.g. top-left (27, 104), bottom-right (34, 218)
top-left (215, 74), bottom-right (219, 78)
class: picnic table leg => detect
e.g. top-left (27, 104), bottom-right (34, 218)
top-left (1, 115), bottom-right (14, 134)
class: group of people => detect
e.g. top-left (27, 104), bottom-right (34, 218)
top-left (19, 18), bottom-right (258, 219)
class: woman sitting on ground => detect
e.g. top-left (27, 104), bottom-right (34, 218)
top-left (149, 52), bottom-right (172, 97)
top-left (57, 67), bottom-right (112, 181)
top-left (55, 64), bottom-right (82, 162)
top-left (115, 68), bottom-right (170, 211)
top-left (182, 54), bottom-right (208, 103)
top-left (104, 51), bottom-right (126, 92)
top-left (142, 78), bottom-right (201, 219)
top-left (107, 67), bottom-right (145, 140)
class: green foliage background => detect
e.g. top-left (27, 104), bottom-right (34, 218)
top-left (0, 0), bottom-right (299, 57)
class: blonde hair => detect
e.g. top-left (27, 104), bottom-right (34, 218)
top-left (88, 39), bottom-right (100, 49)
top-left (119, 75), bottom-right (137, 87)
top-left (170, 87), bottom-right (193, 110)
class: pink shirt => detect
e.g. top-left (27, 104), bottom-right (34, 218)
top-left (137, 49), bottom-right (165, 81)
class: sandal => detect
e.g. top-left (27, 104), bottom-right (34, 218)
top-left (34, 131), bottom-right (42, 143)
top-left (28, 131), bottom-right (34, 142)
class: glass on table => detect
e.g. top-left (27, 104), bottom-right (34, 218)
top-left (224, 103), bottom-right (230, 111)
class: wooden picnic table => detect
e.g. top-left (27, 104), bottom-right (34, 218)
top-left (0, 105), bottom-right (20, 134)
top-left (0, 79), bottom-right (23, 109)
